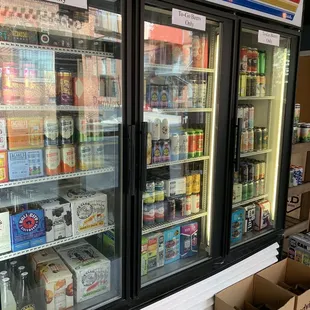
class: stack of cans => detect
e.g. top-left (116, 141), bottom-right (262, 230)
top-left (289, 165), bottom-right (303, 187)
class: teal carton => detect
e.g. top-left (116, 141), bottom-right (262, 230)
top-left (164, 226), bottom-right (180, 264)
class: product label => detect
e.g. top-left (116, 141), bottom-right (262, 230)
top-left (18, 212), bottom-right (39, 232)
top-left (21, 304), bottom-right (35, 310)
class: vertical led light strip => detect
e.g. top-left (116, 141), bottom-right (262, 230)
top-left (206, 34), bottom-right (220, 246)
top-left (271, 47), bottom-right (288, 220)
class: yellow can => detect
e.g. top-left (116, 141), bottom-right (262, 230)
top-left (192, 174), bottom-right (201, 194)
top-left (186, 175), bottom-right (193, 195)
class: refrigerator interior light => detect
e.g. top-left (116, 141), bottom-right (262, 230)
top-left (271, 47), bottom-right (288, 221)
top-left (207, 34), bottom-right (220, 247)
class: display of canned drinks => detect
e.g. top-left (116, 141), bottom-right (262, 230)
top-left (238, 104), bottom-right (254, 130)
top-left (289, 165), bottom-right (303, 187)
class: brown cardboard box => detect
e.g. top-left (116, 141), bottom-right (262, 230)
top-left (258, 258), bottom-right (310, 310)
top-left (215, 274), bottom-right (295, 310)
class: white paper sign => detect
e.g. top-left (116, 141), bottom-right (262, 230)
top-left (45, 0), bottom-right (87, 9)
top-left (172, 9), bottom-right (206, 31)
top-left (258, 30), bottom-right (280, 47)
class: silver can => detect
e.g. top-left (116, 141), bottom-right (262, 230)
top-left (243, 105), bottom-right (249, 129)
top-left (259, 179), bottom-right (265, 196)
top-left (170, 133), bottom-right (179, 161)
top-left (259, 161), bottom-right (266, 179)
top-left (179, 132), bottom-right (188, 160)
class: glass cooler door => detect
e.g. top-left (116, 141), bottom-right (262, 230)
top-left (0, 0), bottom-right (124, 309)
top-left (231, 26), bottom-right (291, 248)
top-left (141, 6), bottom-right (221, 286)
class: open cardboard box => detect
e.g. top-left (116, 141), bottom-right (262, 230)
top-left (215, 274), bottom-right (295, 310)
top-left (258, 258), bottom-right (310, 310)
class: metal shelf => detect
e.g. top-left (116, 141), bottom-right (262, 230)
top-left (142, 211), bottom-right (207, 235)
top-left (238, 96), bottom-right (275, 101)
top-left (292, 143), bottom-right (310, 154)
top-left (240, 149), bottom-right (272, 158)
top-left (0, 41), bottom-right (113, 57)
top-left (232, 194), bottom-right (268, 209)
top-left (0, 104), bottom-right (121, 112)
top-left (0, 167), bottom-right (114, 189)
top-left (147, 156), bottom-right (209, 169)
top-left (288, 183), bottom-right (310, 197)
top-left (146, 108), bottom-right (212, 113)
top-left (0, 225), bottom-right (115, 262)
top-left (144, 63), bottom-right (214, 74)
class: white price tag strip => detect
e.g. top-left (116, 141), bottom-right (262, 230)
top-left (258, 30), bottom-right (280, 47)
top-left (45, 0), bottom-right (87, 9)
top-left (172, 8), bottom-right (206, 31)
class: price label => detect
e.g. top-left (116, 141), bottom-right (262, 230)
top-left (172, 8), bottom-right (206, 31)
top-left (258, 30), bottom-right (280, 47)
top-left (45, 0), bottom-right (87, 9)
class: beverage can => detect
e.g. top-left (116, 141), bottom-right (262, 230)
top-left (259, 160), bottom-right (266, 179)
top-left (246, 73), bottom-right (251, 96)
top-left (151, 119), bottom-right (161, 141)
top-left (243, 105), bottom-right (249, 129)
top-left (248, 181), bottom-right (254, 199)
top-left (161, 140), bottom-right (171, 162)
top-left (292, 126), bottom-right (298, 144)
top-left (155, 190), bottom-right (165, 202)
top-left (195, 130), bottom-right (204, 157)
top-left (192, 174), bottom-right (201, 194)
top-left (143, 203), bottom-right (155, 225)
top-left (254, 128), bottom-right (262, 151)
top-left (240, 73), bottom-right (247, 97)
top-left (237, 106), bottom-right (244, 121)
top-left (170, 134), bottom-right (179, 161)
top-left (252, 48), bottom-right (258, 73)
top-left (160, 85), bottom-right (169, 108)
top-left (240, 47), bottom-right (248, 73)
top-left (45, 146), bottom-right (60, 176)
top-left (250, 73), bottom-right (256, 97)
top-left (59, 116), bottom-right (74, 145)
top-left (261, 127), bottom-right (269, 149)
top-left (260, 74), bottom-right (266, 96)
top-left (92, 142), bottom-right (104, 169)
top-left (56, 70), bottom-right (73, 105)
top-left (147, 133), bottom-right (152, 165)
top-left (188, 130), bottom-right (196, 158)
top-left (146, 181), bottom-right (155, 193)
top-left (155, 180), bottom-right (164, 191)
top-left (198, 80), bottom-right (207, 107)
top-left (185, 196), bottom-right (192, 216)
top-left (240, 163), bottom-right (248, 183)
top-left (247, 48), bottom-right (252, 73)
top-left (248, 104), bottom-right (254, 129)
top-left (155, 202), bottom-right (165, 223)
top-left (248, 163), bottom-right (254, 182)
top-left (152, 140), bottom-right (162, 163)
top-left (294, 104), bottom-right (301, 125)
top-left (78, 143), bottom-right (93, 171)
top-left (191, 79), bottom-right (199, 107)
top-left (253, 161), bottom-right (260, 181)
top-left (248, 128), bottom-right (254, 152)
top-left (160, 119), bottom-right (169, 140)
top-left (150, 85), bottom-right (159, 108)
top-left (241, 129), bottom-right (248, 153)
top-left (186, 175), bottom-right (193, 195)
top-left (242, 183), bottom-right (248, 201)
top-left (300, 124), bottom-right (310, 142)
top-left (143, 192), bottom-right (155, 204)
top-left (167, 198), bottom-right (176, 220)
top-left (191, 193), bottom-right (200, 213)
top-left (259, 51), bottom-right (266, 75)
top-left (289, 168), bottom-right (294, 187)
top-left (175, 196), bottom-right (186, 218)
top-left (44, 117), bottom-right (59, 146)
top-left (254, 180), bottom-right (260, 197)
top-left (60, 145), bottom-right (76, 173)
top-left (179, 132), bottom-right (189, 160)
top-left (255, 74), bottom-right (261, 97)
top-left (259, 179), bottom-right (265, 196)
top-left (75, 116), bottom-right (88, 143)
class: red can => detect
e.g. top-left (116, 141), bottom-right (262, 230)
top-left (60, 144), bottom-right (76, 173)
top-left (240, 47), bottom-right (248, 73)
top-left (45, 146), bottom-right (60, 176)
top-left (188, 130), bottom-right (196, 158)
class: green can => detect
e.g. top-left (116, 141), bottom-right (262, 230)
top-left (247, 181), bottom-right (254, 199)
top-left (261, 127), bottom-right (269, 150)
top-left (242, 182), bottom-right (248, 201)
top-left (259, 51), bottom-right (266, 75)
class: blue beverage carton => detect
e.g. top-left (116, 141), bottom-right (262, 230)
top-left (164, 226), bottom-right (180, 264)
top-left (180, 222), bottom-right (198, 259)
top-left (231, 208), bottom-right (244, 245)
top-left (8, 149), bottom-right (44, 181)
top-left (10, 209), bottom-right (46, 252)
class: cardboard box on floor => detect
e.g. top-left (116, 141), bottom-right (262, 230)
top-left (258, 258), bottom-right (310, 310)
top-left (215, 274), bottom-right (295, 310)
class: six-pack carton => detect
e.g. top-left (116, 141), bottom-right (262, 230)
top-left (0, 208), bottom-right (11, 254)
top-left (164, 226), bottom-right (180, 264)
top-left (57, 242), bottom-right (111, 303)
top-left (146, 232), bottom-right (164, 272)
top-left (288, 233), bottom-right (310, 265)
top-left (180, 222), bottom-right (198, 258)
top-left (59, 187), bottom-right (108, 236)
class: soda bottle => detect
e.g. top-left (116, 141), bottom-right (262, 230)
top-left (1, 277), bottom-right (17, 310)
top-left (16, 272), bottom-right (35, 310)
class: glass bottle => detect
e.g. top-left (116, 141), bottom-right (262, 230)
top-left (17, 272), bottom-right (35, 310)
top-left (9, 260), bottom-right (18, 297)
top-left (15, 266), bottom-right (26, 301)
top-left (0, 270), bottom-right (8, 297)
top-left (1, 277), bottom-right (17, 310)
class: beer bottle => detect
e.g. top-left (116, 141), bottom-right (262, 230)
top-left (1, 277), bottom-right (17, 310)
top-left (9, 261), bottom-right (18, 296)
top-left (16, 272), bottom-right (35, 310)
top-left (15, 265), bottom-right (26, 299)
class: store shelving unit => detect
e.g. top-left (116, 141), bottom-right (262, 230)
top-left (232, 194), bottom-right (269, 209)
top-left (238, 96), bottom-right (275, 101)
top-left (145, 108), bottom-right (213, 113)
top-left (144, 63), bottom-right (215, 74)
top-left (240, 149), bottom-right (272, 158)
top-left (147, 156), bottom-right (209, 169)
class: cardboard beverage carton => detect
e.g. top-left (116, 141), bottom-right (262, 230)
top-left (288, 234), bottom-right (310, 263)
top-left (57, 242), bottom-right (110, 303)
top-left (164, 226), bottom-right (180, 264)
top-left (165, 178), bottom-right (186, 197)
top-left (233, 183), bottom-right (242, 204)
top-left (215, 274), bottom-right (295, 310)
top-left (36, 198), bottom-right (72, 243)
top-left (244, 203), bottom-right (256, 233)
top-left (180, 222), bottom-right (198, 258)
top-left (146, 232), bottom-right (164, 272)
top-left (40, 259), bottom-right (74, 310)
top-left (0, 151), bottom-right (8, 183)
top-left (10, 208), bottom-right (46, 252)
top-left (59, 187), bottom-right (108, 236)
top-left (255, 200), bottom-right (271, 231)
top-left (231, 208), bottom-right (244, 244)
top-left (0, 208), bottom-right (11, 254)
top-left (8, 149), bottom-right (44, 180)
top-left (141, 236), bottom-right (148, 276)
top-left (30, 248), bottom-right (59, 284)
top-left (258, 258), bottom-right (310, 310)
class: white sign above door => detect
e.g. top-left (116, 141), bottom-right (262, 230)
top-left (172, 8), bottom-right (206, 31)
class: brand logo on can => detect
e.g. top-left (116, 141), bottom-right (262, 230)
top-left (18, 212), bottom-right (39, 232)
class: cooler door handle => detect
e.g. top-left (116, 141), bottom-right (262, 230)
top-left (235, 118), bottom-right (242, 172)
top-left (140, 122), bottom-right (148, 192)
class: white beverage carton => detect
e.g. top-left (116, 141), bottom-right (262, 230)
top-left (30, 248), bottom-right (59, 284)
top-left (0, 208), bottom-right (11, 254)
top-left (40, 259), bottom-right (74, 310)
top-left (59, 187), bottom-right (108, 236)
top-left (165, 177), bottom-right (186, 197)
top-left (36, 197), bottom-right (72, 243)
top-left (58, 242), bottom-right (110, 303)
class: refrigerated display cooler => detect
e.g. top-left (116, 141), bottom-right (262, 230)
top-left (0, 0), bottom-right (302, 309)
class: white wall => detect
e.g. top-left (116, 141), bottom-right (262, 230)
top-left (142, 243), bottom-right (279, 310)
